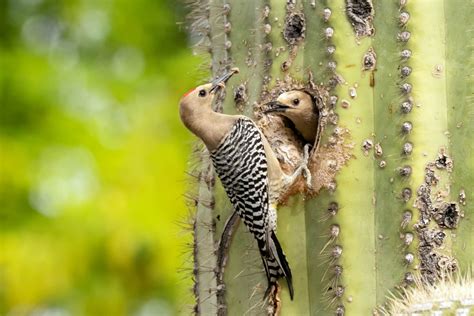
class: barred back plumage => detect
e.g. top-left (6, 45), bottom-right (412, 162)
top-left (210, 117), bottom-right (294, 300)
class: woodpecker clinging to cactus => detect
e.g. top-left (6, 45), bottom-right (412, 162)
top-left (265, 90), bottom-right (321, 147)
top-left (179, 69), bottom-right (312, 300)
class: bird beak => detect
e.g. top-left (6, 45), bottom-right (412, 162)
top-left (209, 67), bottom-right (239, 93)
top-left (264, 101), bottom-right (290, 114)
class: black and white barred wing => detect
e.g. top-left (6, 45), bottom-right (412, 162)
top-left (210, 117), bottom-right (294, 299)
top-left (210, 117), bottom-right (269, 240)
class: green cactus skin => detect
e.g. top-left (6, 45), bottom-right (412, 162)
top-left (186, 0), bottom-right (473, 315)
top-left (372, 0), bottom-right (414, 306)
top-left (193, 156), bottom-right (219, 315)
top-left (445, 0), bottom-right (474, 270)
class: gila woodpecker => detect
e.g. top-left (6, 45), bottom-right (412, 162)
top-left (179, 69), bottom-right (311, 300)
top-left (265, 90), bottom-right (321, 146)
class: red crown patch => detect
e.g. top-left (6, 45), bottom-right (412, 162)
top-left (183, 88), bottom-right (195, 97)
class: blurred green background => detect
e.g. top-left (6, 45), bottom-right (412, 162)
top-left (0, 0), bottom-right (205, 315)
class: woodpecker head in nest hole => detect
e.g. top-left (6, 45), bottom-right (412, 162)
top-left (264, 90), bottom-right (321, 145)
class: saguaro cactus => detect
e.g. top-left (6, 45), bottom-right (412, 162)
top-left (185, 0), bottom-right (473, 315)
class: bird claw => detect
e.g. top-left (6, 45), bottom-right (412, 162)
top-left (217, 82), bottom-right (226, 89)
top-left (301, 144), bottom-right (313, 189)
top-left (282, 144), bottom-right (313, 190)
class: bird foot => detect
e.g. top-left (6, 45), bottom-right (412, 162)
top-left (283, 144), bottom-right (313, 190)
top-left (300, 144), bottom-right (313, 189)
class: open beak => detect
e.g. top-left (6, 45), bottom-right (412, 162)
top-left (209, 67), bottom-right (239, 93)
top-left (264, 101), bottom-right (290, 114)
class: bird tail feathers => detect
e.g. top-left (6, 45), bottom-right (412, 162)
top-left (259, 232), bottom-right (294, 300)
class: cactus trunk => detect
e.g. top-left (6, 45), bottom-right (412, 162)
top-left (186, 0), bottom-right (473, 315)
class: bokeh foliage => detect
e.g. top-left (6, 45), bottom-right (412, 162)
top-left (0, 0), bottom-right (203, 314)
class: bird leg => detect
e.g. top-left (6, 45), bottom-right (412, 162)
top-left (283, 144), bottom-right (312, 190)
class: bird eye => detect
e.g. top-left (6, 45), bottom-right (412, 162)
top-left (198, 89), bottom-right (207, 97)
top-left (292, 98), bottom-right (300, 106)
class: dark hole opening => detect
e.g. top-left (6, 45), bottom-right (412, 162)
top-left (284, 13), bottom-right (305, 44)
